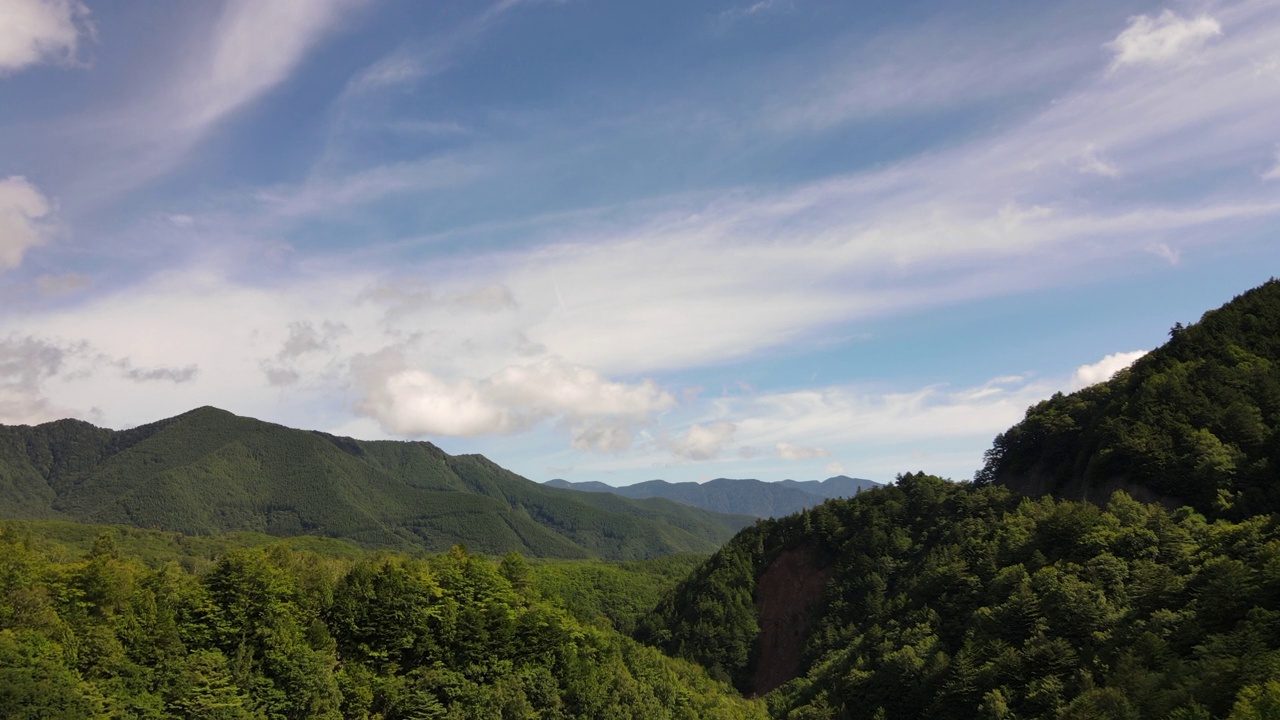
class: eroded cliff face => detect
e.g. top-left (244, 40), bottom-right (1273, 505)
top-left (751, 546), bottom-right (832, 695)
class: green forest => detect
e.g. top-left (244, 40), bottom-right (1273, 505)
top-left (640, 474), bottom-right (1280, 719)
top-left (0, 524), bottom-right (764, 719)
top-left (2, 280), bottom-right (1280, 718)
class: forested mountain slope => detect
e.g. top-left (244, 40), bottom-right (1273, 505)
top-left (0, 407), bottom-right (753, 559)
top-left (638, 474), bottom-right (1280, 719)
top-left (0, 528), bottom-right (766, 719)
top-left (977, 279), bottom-right (1280, 518)
top-left (545, 476), bottom-right (880, 518)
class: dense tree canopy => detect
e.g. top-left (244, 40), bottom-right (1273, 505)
top-left (0, 527), bottom-right (765, 719)
top-left (642, 474), bottom-right (1280, 719)
top-left (978, 279), bottom-right (1280, 518)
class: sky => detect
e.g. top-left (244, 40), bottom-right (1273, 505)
top-left (1, 0), bottom-right (1278, 487)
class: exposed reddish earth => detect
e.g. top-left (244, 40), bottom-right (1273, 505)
top-left (751, 546), bottom-right (832, 695)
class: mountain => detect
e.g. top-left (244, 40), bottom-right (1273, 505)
top-left (638, 474), bottom-right (1280, 719)
top-left (544, 475), bottom-right (880, 518)
top-left (776, 475), bottom-right (880, 499)
top-left (0, 407), bottom-right (754, 559)
top-left (977, 278), bottom-right (1280, 518)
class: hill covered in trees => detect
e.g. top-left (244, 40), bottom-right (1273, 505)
top-left (544, 476), bottom-right (880, 518)
top-left (977, 279), bottom-right (1280, 518)
top-left (638, 474), bottom-right (1280, 719)
top-left (0, 407), bottom-right (753, 560)
top-left (0, 525), bottom-right (766, 718)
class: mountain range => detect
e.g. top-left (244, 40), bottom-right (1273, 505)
top-left (0, 406), bottom-right (754, 559)
top-left (544, 475), bottom-right (881, 518)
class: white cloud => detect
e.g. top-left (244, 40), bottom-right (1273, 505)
top-left (1147, 242), bottom-right (1181, 265)
top-left (352, 351), bottom-right (675, 443)
top-left (719, 0), bottom-right (791, 24)
top-left (0, 176), bottom-right (54, 273)
top-left (1108, 10), bottom-right (1222, 70)
top-left (113, 359), bottom-right (198, 384)
top-left (775, 442), bottom-right (830, 460)
top-left (1070, 350), bottom-right (1147, 390)
top-left (277, 321), bottom-right (348, 360)
top-left (176, 0), bottom-right (360, 133)
top-left (62, 0), bottom-right (361, 204)
top-left (668, 421), bottom-right (736, 461)
top-left (0, 335), bottom-right (74, 424)
top-left (1077, 145), bottom-right (1121, 177)
top-left (569, 418), bottom-right (638, 454)
top-left (824, 460), bottom-right (845, 476)
top-left (0, 0), bottom-right (87, 74)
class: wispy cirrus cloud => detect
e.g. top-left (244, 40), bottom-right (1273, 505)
top-left (61, 0), bottom-right (364, 206)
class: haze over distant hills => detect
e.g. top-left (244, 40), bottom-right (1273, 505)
top-left (0, 407), bottom-right (754, 559)
top-left (544, 475), bottom-right (881, 518)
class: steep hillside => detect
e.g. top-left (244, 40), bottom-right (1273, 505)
top-left (977, 278), bottom-right (1280, 518)
top-left (545, 475), bottom-right (879, 518)
top-left (0, 407), bottom-right (753, 559)
top-left (639, 474), bottom-right (1280, 719)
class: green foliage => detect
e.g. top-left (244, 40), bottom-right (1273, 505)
top-left (528, 554), bottom-right (704, 633)
top-left (0, 527), bottom-right (765, 719)
top-left (0, 407), bottom-right (753, 560)
top-left (642, 475), bottom-right (1280, 719)
top-left (978, 278), bottom-right (1280, 518)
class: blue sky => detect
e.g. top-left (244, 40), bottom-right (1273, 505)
top-left (1, 0), bottom-right (1278, 486)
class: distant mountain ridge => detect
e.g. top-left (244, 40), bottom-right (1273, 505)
top-left (544, 475), bottom-right (880, 518)
top-left (0, 407), bottom-right (754, 559)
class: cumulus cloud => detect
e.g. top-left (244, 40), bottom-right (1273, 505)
top-left (277, 320), bottom-right (348, 360)
top-left (264, 367), bottom-right (301, 387)
top-left (775, 442), bottom-right (831, 460)
top-left (825, 461), bottom-right (846, 475)
top-left (569, 418), bottom-right (638, 453)
top-left (0, 335), bottom-right (72, 424)
top-left (0, 0), bottom-right (88, 74)
top-left (668, 421), bottom-right (736, 461)
top-left (1108, 10), bottom-right (1222, 70)
top-left (352, 351), bottom-right (675, 446)
top-left (1070, 350), bottom-right (1147, 389)
top-left (0, 177), bottom-right (54, 273)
